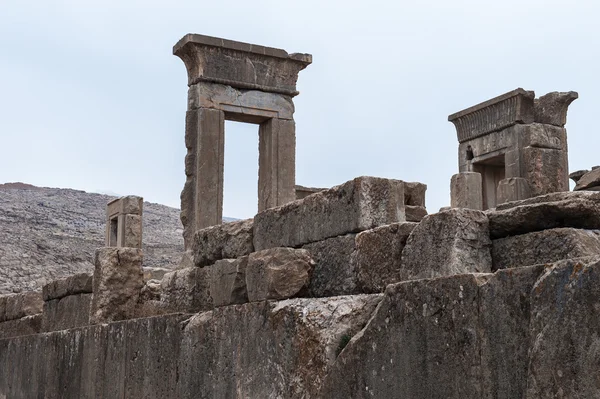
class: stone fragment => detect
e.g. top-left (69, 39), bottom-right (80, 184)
top-left (574, 167), bottom-right (600, 191)
top-left (496, 177), bottom-right (531, 205)
top-left (254, 176), bottom-right (406, 250)
top-left (191, 218), bottom-right (254, 267)
top-left (105, 195), bottom-right (144, 248)
top-left (210, 257), bottom-right (248, 307)
top-left (533, 91), bottom-right (578, 127)
top-left (42, 294), bottom-right (92, 332)
top-left (303, 234), bottom-right (358, 297)
top-left (488, 191), bottom-right (600, 238)
top-left (42, 273), bottom-right (93, 301)
top-left (569, 169), bottom-right (589, 183)
top-left (90, 248), bottom-right (144, 324)
top-left (479, 265), bottom-right (545, 398)
top-left (526, 256), bottom-right (600, 398)
top-left (160, 267), bottom-right (212, 313)
top-left (521, 146), bottom-right (568, 197)
top-left (405, 205), bottom-right (427, 222)
top-left (400, 209), bottom-right (492, 281)
top-left (353, 222), bottom-right (417, 293)
top-left (295, 185), bottom-right (326, 200)
top-left (451, 172), bottom-right (483, 210)
top-left (142, 267), bottom-right (171, 282)
top-left (0, 314), bottom-right (42, 339)
top-left (492, 228), bottom-right (600, 270)
top-left (246, 248), bottom-right (314, 302)
top-left (404, 182), bottom-right (427, 207)
top-left (1, 291), bottom-right (43, 322)
top-left (320, 274), bottom-right (491, 398)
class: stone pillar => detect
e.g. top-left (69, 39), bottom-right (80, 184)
top-left (258, 118), bottom-right (296, 211)
top-left (497, 177), bottom-right (531, 205)
top-left (451, 172), bottom-right (483, 210)
top-left (105, 195), bottom-right (143, 248)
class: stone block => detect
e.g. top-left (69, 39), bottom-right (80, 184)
top-left (533, 91), bottom-right (578, 127)
top-left (0, 314), bottom-right (42, 339)
top-left (42, 293), bottom-right (92, 332)
top-left (246, 248), bottom-right (314, 302)
top-left (160, 267), bottom-right (212, 313)
top-left (405, 205), bottom-right (427, 222)
top-left (303, 234), bottom-right (358, 297)
top-left (400, 209), bottom-right (492, 281)
top-left (106, 195), bottom-right (143, 218)
top-left (142, 267), bottom-right (171, 282)
top-left (0, 291), bottom-right (43, 322)
top-left (320, 274), bottom-right (491, 398)
top-left (492, 228), bottom-right (600, 270)
top-left (518, 123), bottom-right (567, 150)
top-left (526, 256), bottom-right (600, 398)
top-left (404, 181), bottom-right (427, 207)
top-left (90, 247), bottom-right (144, 324)
top-left (451, 172), bottom-right (483, 210)
top-left (295, 185), bottom-right (326, 200)
top-left (521, 146), bottom-right (568, 197)
top-left (488, 191), bottom-right (600, 239)
top-left (353, 222), bottom-right (417, 293)
top-left (122, 214), bottom-right (142, 248)
top-left (254, 176), bottom-right (406, 250)
top-left (574, 167), bottom-right (600, 191)
top-left (210, 257), bottom-right (248, 307)
top-left (496, 177), bottom-right (531, 205)
top-left (191, 219), bottom-right (254, 267)
top-left (42, 273), bottom-right (93, 301)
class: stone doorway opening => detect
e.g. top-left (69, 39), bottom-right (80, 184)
top-left (473, 154), bottom-right (505, 210)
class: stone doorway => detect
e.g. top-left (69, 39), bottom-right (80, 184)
top-left (473, 154), bottom-right (505, 210)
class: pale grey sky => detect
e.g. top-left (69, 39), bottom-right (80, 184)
top-left (1, 0), bottom-right (598, 218)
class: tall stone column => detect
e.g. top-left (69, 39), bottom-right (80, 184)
top-left (258, 118), bottom-right (296, 211)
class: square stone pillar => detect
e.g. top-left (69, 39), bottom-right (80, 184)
top-left (258, 118), bottom-right (296, 211)
top-left (451, 172), bottom-right (483, 210)
top-left (105, 196), bottom-right (143, 248)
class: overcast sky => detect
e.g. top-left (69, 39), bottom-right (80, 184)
top-left (1, 0), bottom-right (598, 219)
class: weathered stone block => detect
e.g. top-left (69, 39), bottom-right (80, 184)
top-left (254, 176), bottom-right (406, 250)
top-left (404, 181), bottom-right (427, 207)
top-left (122, 214), bottom-right (142, 248)
top-left (142, 267), bottom-right (171, 282)
top-left (405, 205), bottom-right (427, 222)
top-left (42, 293), bottom-right (92, 332)
top-left (353, 222), bottom-right (417, 293)
top-left (526, 256), bottom-right (600, 398)
top-left (488, 191), bottom-right (600, 238)
top-left (0, 291), bottom-right (43, 322)
top-left (246, 248), bottom-right (314, 302)
top-left (0, 314), bottom-right (42, 339)
top-left (90, 248), bottom-right (144, 324)
top-left (210, 257), bottom-right (248, 307)
top-left (320, 273), bottom-right (491, 398)
top-left (160, 267), bottom-right (212, 313)
top-left (496, 177), bottom-right (531, 205)
top-left (574, 167), bottom-right (600, 191)
top-left (42, 273), bottom-right (93, 301)
top-left (303, 234), bottom-right (358, 297)
top-left (400, 209), bottom-right (492, 281)
top-left (451, 172), bottom-right (483, 210)
top-left (533, 91), bottom-right (578, 127)
top-left (191, 219), bottom-right (254, 267)
top-left (492, 228), bottom-right (600, 270)
top-left (521, 146), bottom-right (568, 197)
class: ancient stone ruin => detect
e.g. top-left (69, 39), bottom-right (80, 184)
top-left (1, 34), bottom-right (600, 398)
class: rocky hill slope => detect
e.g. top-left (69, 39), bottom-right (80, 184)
top-left (0, 183), bottom-right (185, 294)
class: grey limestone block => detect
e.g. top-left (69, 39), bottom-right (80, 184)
top-left (0, 291), bottom-right (43, 322)
top-left (253, 176), bottom-right (406, 250)
top-left (160, 266), bottom-right (213, 313)
top-left (123, 214), bottom-right (143, 248)
top-left (42, 272), bottom-right (93, 301)
top-left (451, 172), bottom-right (483, 210)
top-left (521, 146), bottom-right (568, 197)
top-left (405, 205), bottom-right (427, 222)
top-left (404, 181), bottom-right (427, 207)
top-left (496, 177), bottom-right (531, 205)
top-left (492, 228), bottom-right (600, 270)
top-left (400, 208), bottom-right (492, 281)
top-left (90, 247), bottom-right (144, 324)
top-left (488, 191), bottom-right (600, 239)
top-left (353, 222), bottom-right (418, 293)
top-left (0, 314), bottom-right (42, 339)
top-left (303, 234), bottom-right (359, 298)
top-left (526, 256), bottom-right (600, 398)
top-left (192, 218), bottom-right (254, 267)
top-left (574, 167), bottom-right (600, 191)
top-left (246, 248), bottom-right (314, 302)
top-left (533, 91), bottom-right (578, 127)
top-left (320, 273), bottom-right (491, 398)
top-left (210, 257), bottom-right (249, 307)
top-left (42, 293), bottom-right (92, 332)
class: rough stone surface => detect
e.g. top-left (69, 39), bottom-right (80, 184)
top-left (496, 177), bottom-right (531, 205)
top-left (488, 191), bottom-right (600, 238)
top-left (451, 172), bottom-right (483, 210)
top-left (42, 273), bottom-right (93, 301)
top-left (492, 228), bottom-right (600, 270)
top-left (320, 273), bottom-right (491, 398)
top-left (0, 291), bottom-right (43, 322)
top-left (142, 267), bottom-right (171, 282)
top-left (0, 314), bottom-right (42, 339)
top-left (574, 167), bottom-right (600, 191)
top-left (521, 146), bottom-right (568, 197)
top-left (533, 91), bottom-right (578, 127)
top-left (191, 218), bottom-right (253, 267)
top-left (400, 209), bottom-right (492, 280)
top-left (254, 176), bottom-right (406, 250)
top-left (90, 248), bottom-right (144, 324)
top-left (303, 234), bottom-right (358, 297)
top-left (246, 248), bottom-right (314, 302)
top-left (405, 205), bottom-right (427, 222)
top-left (210, 257), bottom-right (248, 307)
top-left (353, 222), bottom-right (417, 293)
top-left (526, 256), bottom-right (600, 398)
top-left (404, 181), bottom-right (427, 207)
top-left (42, 294), bottom-right (92, 332)
top-left (160, 267), bottom-right (213, 313)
